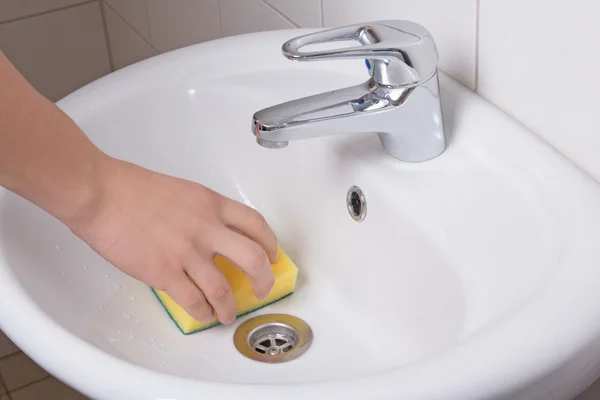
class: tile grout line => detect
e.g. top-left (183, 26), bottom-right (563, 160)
top-left (261, 0), bottom-right (301, 28)
top-left (217, 0), bottom-right (224, 37)
top-left (99, 0), bottom-right (116, 72)
top-left (320, 0), bottom-right (324, 28)
top-left (7, 375), bottom-right (53, 396)
top-left (474, 0), bottom-right (480, 91)
top-left (102, 0), bottom-right (159, 52)
top-left (0, 349), bottom-right (20, 363)
top-left (0, 365), bottom-right (9, 398)
top-left (142, 0), bottom-right (155, 48)
top-left (0, 0), bottom-right (96, 25)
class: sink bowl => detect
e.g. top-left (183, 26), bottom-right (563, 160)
top-left (2, 28), bottom-right (600, 400)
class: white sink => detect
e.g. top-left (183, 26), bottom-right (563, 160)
top-left (2, 28), bottom-right (600, 400)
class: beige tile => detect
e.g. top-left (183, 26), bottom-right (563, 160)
top-left (0, 377), bottom-right (5, 395)
top-left (0, 0), bottom-right (89, 23)
top-left (0, 352), bottom-right (48, 391)
top-left (577, 377), bottom-right (600, 399)
top-left (322, 0), bottom-right (477, 89)
top-left (220, 0), bottom-right (296, 37)
top-left (0, 2), bottom-right (111, 101)
top-left (265, 0), bottom-right (322, 27)
top-left (10, 377), bottom-right (88, 400)
top-left (103, 0), bottom-right (151, 40)
top-left (0, 331), bottom-right (19, 359)
top-left (103, 3), bottom-right (157, 70)
top-left (145, 0), bottom-right (221, 53)
top-left (0, 395), bottom-right (8, 400)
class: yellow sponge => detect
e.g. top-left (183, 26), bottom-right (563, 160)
top-left (152, 246), bottom-right (298, 334)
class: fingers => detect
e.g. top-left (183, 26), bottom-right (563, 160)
top-left (164, 273), bottom-right (214, 323)
top-left (220, 200), bottom-right (279, 264)
top-left (210, 227), bottom-right (275, 301)
top-left (184, 255), bottom-right (238, 325)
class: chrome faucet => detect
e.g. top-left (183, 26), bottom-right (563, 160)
top-left (251, 20), bottom-right (446, 162)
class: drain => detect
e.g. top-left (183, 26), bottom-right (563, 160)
top-left (347, 186), bottom-right (366, 222)
top-left (234, 314), bottom-right (313, 363)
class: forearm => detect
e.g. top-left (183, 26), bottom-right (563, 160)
top-left (0, 51), bottom-right (108, 226)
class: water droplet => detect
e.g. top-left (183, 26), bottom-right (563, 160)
top-left (100, 305), bottom-right (104, 310)
top-left (134, 320), bottom-right (140, 324)
top-left (159, 361), bottom-right (165, 367)
top-left (121, 313), bottom-right (131, 320)
top-left (116, 330), bottom-right (121, 335)
top-left (159, 344), bottom-right (166, 348)
top-left (111, 283), bottom-right (121, 292)
top-left (83, 264), bottom-right (91, 272)
top-left (149, 338), bottom-right (154, 343)
top-left (68, 281), bottom-right (73, 285)
top-left (131, 310), bottom-right (136, 315)
top-left (127, 335), bottom-right (135, 341)
top-left (105, 308), bottom-right (110, 312)
top-left (108, 338), bottom-right (117, 344)
top-left (128, 295), bottom-right (136, 301)
top-left (60, 271), bottom-right (66, 276)
top-left (55, 245), bottom-right (61, 251)
top-left (84, 300), bottom-right (89, 305)
top-left (103, 274), bottom-right (109, 279)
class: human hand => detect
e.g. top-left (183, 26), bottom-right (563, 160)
top-left (67, 156), bottom-right (278, 325)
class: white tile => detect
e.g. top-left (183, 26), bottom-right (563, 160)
top-left (10, 377), bottom-right (88, 400)
top-left (0, 2), bottom-right (111, 101)
top-left (103, 3), bottom-right (157, 70)
top-left (0, 330), bottom-right (19, 359)
top-left (145, 0), bottom-right (221, 53)
top-left (0, 352), bottom-right (48, 391)
top-left (220, 0), bottom-right (296, 37)
top-left (103, 0), bottom-right (151, 41)
top-left (322, 0), bottom-right (477, 89)
top-left (0, 0), bottom-right (89, 23)
top-left (265, 0), bottom-right (322, 27)
top-left (478, 0), bottom-right (600, 182)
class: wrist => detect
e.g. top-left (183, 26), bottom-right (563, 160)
top-left (55, 151), bottom-right (120, 234)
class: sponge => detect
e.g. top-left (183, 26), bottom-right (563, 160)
top-left (152, 246), bottom-right (298, 334)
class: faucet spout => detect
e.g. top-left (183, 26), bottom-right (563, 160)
top-left (251, 20), bottom-right (447, 162)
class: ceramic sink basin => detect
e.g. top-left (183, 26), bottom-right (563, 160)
top-left (2, 28), bottom-right (600, 400)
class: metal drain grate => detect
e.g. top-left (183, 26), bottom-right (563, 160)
top-left (234, 314), bottom-right (313, 363)
top-left (250, 323), bottom-right (298, 355)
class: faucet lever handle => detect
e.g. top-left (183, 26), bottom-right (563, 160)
top-left (281, 20), bottom-right (439, 87)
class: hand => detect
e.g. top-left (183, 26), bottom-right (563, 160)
top-left (68, 156), bottom-right (278, 325)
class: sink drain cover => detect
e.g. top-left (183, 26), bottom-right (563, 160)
top-left (234, 314), bottom-right (313, 363)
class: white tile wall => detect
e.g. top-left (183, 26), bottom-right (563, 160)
top-left (265, 0), bottom-right (322, 27)
top-left (0, 0), bottom-right (89, 23)
top-left (103, 0), bottom-right (151, 41)
top-left (0, 1), bottom-right (111, 101)
top-left (145, 0), bottom-right (221, 53)
top-left (322, 0), bottom-right (477, 89)
top-left (220, 0), bottom-right (296, 37)
top-left (103, 2), bottom-right (157, 70)
top-left (478, 0), bottom-right (600, 182)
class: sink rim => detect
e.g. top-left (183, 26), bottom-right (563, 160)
top-left (1, 28), bottom-right (600, 399)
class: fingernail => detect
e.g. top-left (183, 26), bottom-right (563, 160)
top-left (221, 316), bottom-right (235, 325)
